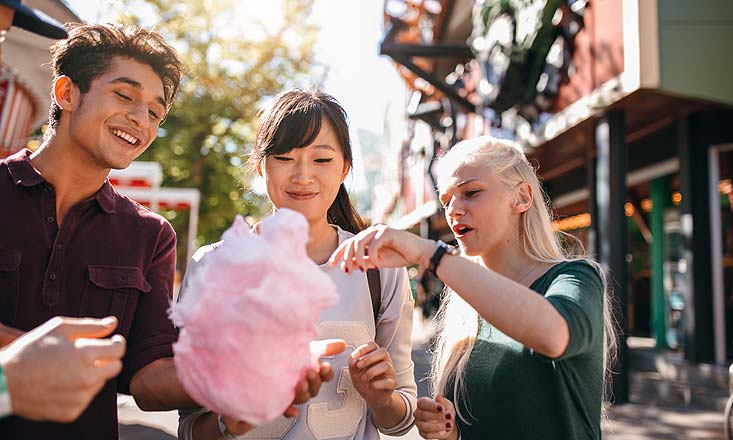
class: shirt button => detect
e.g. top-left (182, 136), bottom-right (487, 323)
top-left (49, 273), bottom-right (57, 281)
top-left (46, 216), bottom-right (55, 223)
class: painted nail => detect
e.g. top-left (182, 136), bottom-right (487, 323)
top-left (446, 413), bottom-right (452, 420)
top-left (446, 422), bottom-right (451, 430)
top-left (436, 405), bottom-right (443, 412)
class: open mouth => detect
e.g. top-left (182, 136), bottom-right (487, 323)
top-left (110, 128), bottom-right (141, 146)
top-left (452, 224), bottom-right (474, 237)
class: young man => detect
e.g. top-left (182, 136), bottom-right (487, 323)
top-left (0, 22), bottom-right (341, 439)
top-left (0, 0), bottom-right (128, 426)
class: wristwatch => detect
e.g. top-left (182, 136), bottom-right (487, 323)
top-left (0, 364), bottom-right (12, 418)
top-left (428, 240), bottom-right (459, 275)
top-left (217, 414), bottom-right (239, 440)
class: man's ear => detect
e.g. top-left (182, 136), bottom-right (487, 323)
top-left (53, 76), bottom-right (79, 112)
top-left (513, 182), bottom-right (533, 214)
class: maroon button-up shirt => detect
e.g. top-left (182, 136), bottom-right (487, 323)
top-left (0, 149), bottom-right (178, 439)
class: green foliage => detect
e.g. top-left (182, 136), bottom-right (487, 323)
top-left (116, 0), bottom-right (318, 267)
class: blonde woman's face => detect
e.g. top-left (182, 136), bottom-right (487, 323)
top-left (438, 161), bottom-right (519, 258)
top-left (257, 120), bottom-right (349, 225)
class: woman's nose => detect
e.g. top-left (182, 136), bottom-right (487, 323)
top-left (290, 161), bottom-right (314, 184)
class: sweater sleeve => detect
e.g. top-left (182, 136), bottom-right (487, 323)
top-left (175, 245), bottom-right (217, 439)
top-left (372, 267), bottom-right (417, 436)
top-left (543, 261), bottom-right (605, 360)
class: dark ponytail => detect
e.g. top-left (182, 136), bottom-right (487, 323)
top-left (328, 184), bottom-right (366, 234)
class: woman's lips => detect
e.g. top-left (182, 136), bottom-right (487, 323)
top-left (452, 224), bottom-right (474, 238)
top-left (286, 191), bottom-right (318, 200)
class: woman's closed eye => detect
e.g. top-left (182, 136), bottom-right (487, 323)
top-left (464, 189), bottom-right (481, 198)
top-left (315, 158), bottom-right (334, 163)
top-left (273, 156), bottom-right (293, 162)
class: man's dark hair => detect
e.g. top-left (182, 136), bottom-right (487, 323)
top-left (46, 22), bottom-right (183, 134)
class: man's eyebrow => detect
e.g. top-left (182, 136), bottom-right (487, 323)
top-left (110, 77), bottom-right (166, 108)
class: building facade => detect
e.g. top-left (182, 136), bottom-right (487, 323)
top-left (378, 0), bottom-right (733, 402)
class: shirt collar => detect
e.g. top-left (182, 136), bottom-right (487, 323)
top-left (95, 180), bottom-right (117, 213)
top-left (6, 148), bottom-right (117, 214)
top-left (6, 149), bottom-right (45, 187)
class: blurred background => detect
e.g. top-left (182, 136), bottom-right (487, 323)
top-left (2, 1), bottom-right (732, 438)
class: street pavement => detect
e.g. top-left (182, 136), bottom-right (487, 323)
top-left (118, 311), bottom-right (727, 439)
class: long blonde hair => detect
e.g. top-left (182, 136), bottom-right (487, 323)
top-left (430, 136), bottom-right (617, 423)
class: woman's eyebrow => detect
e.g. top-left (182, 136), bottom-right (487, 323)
top-left (312, 144), bottom-right (336, 152)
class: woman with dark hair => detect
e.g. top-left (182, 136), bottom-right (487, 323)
top-left (178, 89), bottom-right (417, 440)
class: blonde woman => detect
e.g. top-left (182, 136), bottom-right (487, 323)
top-left (329, 136), bottom-right (616, 440)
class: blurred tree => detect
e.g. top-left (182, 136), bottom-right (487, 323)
top-left (117, 0), bottom-right (318, 268)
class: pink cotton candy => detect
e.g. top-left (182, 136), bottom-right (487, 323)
top-left (170, 209), bottom-right (339, 425)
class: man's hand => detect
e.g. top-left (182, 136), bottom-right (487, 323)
top-left (0, 316), bottom-right (125, 422)
top-left (0, 323), bottom-right (23, 348)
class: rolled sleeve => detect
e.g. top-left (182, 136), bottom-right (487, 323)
top-left (118, 222), bottom-right (178, 393)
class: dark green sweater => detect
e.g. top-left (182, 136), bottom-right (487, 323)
top-left (446, 260), bottom-right (604, 440)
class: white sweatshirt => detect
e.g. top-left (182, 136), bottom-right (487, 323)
top-left (178, 226), bottom-right (417, 439)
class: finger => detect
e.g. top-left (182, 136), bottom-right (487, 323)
top-left (350, 341), bottom-right (379, 360)
top-left (92, 358), bottom-right (123, 381)
top-left (414, 407), bottom-right (445, 423)
top-left (283, 405), bottom-right (299, 418)
top-left (306, 369), bottom-right (321, 398)
top-left (417, 397), bottom-right (444, 413)
top-left (292, 378), bottom-right (310, 404)
top-left (0, 323), bottom-right (24, 347)
top-left (368, 376), bottom-right (396, 391)
top-left (224, 416), bottom-right (253, 435)
top-left (340, 239), bottom-right (359, 274)
top-left (53, 316), bottom-right (118, 340)
top-left (416, 420), bottom-right (450, 437)
top-left (75, 335), bottom-right (126, 363)
top-left (354, 229), bottom-right (379, 271)
top-left (363, 362), bottom-right (391, 380)
top-left (328, 240), bottom-right (350, 266)
top-left (318, 362), bottom-right (334, 382)
top-left (353, 348), bottom-right (389, 369)
top-left (310, 339), bottom-right (346, 357)
top-left (353, 237), bottom-right (368, 271)
top-left (435, 395), bottom-right (455, 414)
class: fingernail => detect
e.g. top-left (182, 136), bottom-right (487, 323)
top-left (446, 422), bottom-right (451, 430)
top-left (437, 405), bottom-right (443, 412)
top-left (446, 413), bottom-right (452, 420)
top-left (101, 316), bottom-right (116, 325)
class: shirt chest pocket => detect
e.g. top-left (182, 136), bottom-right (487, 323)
top-left (81, 265), bottom-right (151, 337)
top-left (0, 247), bottom-right (21, 325)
